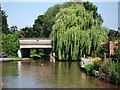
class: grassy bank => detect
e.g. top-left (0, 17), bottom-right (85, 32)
top-left (82, 57), bottom-right (120, 85)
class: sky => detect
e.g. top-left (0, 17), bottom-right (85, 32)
top-left (118, 1), bottom-right (120, 30)
top-left (1, 0), bottom-right (119, 31)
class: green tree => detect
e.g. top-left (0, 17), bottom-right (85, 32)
top-left (108, 29), bottom-right (120, 41)
top-left (96, 43), bottom-right (109, 58)
top-left (10, 25), bottom-right (18, 33)
top-left (50, 3), bottom-right (108, 60)
top-left (1, 9), bottom-right (9, 34)
top-left (33, 1), bottom-right (103, 38)
top-left (2, 34), bottom-right (20, 56)
top-left (33, 4), bottom-right (62, 37)
top-left (15, 30), bottom-right (24, 38)
top-left (83, 1), bottom-right (103, 24)
top-left (20, 27), bottom-right (34, 38)
top-left (33, 15), bottom-right (44, 37)
top-left (42, 4), bottom-right (62, 37)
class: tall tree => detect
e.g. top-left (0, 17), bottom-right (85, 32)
top-left (33, 1), bottom-right (103, 38)
top-left (2, 34), bottom-right (20, 56)
top-left (1, 8), bottom-right (9, 34)
top-left (83, 1), bottom-right (103, 24)
top-left (10, 25), bottom-right (18, 33)
top-left (108, 29), bottom-right (120, 41)
top-left (20, 27), bottom-right (34, 38)
top-left (50, 3), bottom-right (108, 60)
top-left (33, 15), bottom-right (44, 37)
top-left (33, 4), bottom-right (62, 37)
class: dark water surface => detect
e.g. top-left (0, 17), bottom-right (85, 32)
top-left (2, 60), bottom-right (120, 88)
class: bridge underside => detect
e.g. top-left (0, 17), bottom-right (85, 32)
top-left (18, 47), bottom-right (52, 58)
top-left (20, 45), bottom-right (52, 49)
top-left (18, 45), bottom-right (52, 58)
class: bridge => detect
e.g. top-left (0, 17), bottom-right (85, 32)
top-left (18, 38), bottom-right (52, 58)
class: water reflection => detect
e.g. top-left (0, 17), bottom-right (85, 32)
top-left (18, 61), bottom-right (21, 77)
top-left (50, 58), bottom-right (55, 63)
top-left (2, 60), bottom-right (120, 88)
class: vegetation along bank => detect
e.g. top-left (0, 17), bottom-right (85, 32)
top-left (1, 1), bottom-right (120, 85)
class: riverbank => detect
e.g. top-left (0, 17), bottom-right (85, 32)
top-left (81, 67), bottom-right (120, 86)
top-left (80, 61), bottom-right (120, 85)
top-left (0, 58), bottom-right (32, 62)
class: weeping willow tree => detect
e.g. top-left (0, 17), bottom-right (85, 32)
top-left (50, 3), bottom-right (108, 60)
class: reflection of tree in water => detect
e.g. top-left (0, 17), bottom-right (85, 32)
top-left (20, 60), bottom-right (53, 84)
top-left (2, 60), bottom-right (120, 88)
top-left (20, 61), bottom-right (82, 85)
top-left (2, 62), bottom-right (18, 77)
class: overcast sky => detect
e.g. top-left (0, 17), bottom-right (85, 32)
top-left (1, 0), bottom-right (119, 30)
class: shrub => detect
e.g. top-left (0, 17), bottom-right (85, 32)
top-left (99, 61), bottom-right (111, 74)
top-left (113, 47), bottom-right (120, 62)
top-left (84, 64), bottom-right (95, 74)
top-left (2, 34), bottom-right (20, 56)
top-left (92, 57), bottom-right (102, 67)
top-left (99, 61), bottom-right (120, 84)
top-left (30, 49), bottom-right (45, 58)
top-left (96, 43), bottom-right (109, 58)
top-left (110, 61), bottom-right (120, 84)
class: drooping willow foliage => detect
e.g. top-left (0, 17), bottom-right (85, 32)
top-left (50, 3), bottom-right (108, 60)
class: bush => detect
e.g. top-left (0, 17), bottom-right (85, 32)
top-left (30, 49), bottom-right (45, 58)
top-left (110, 61), bottom-right (120, 84)
top-left (96, 43), bottom-right (109, 58)
top-left (112, 47), bottom-right (120, 62)
top-left (92, 57), bottom-right (102, 67)
top-left (2, 34), bottom-right (20, 56)
top-left (99, 61), bottom-right (120, 84)
top-left (99, 61), bottom-right (111, 74)
top-left (84, 64), bottom-right (95, 74)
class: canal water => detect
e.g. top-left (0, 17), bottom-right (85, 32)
top-left (2, 59), bottom-right (120, 88)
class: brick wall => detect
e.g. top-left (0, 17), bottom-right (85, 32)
top-left (109, 41), bottom-right (119, 57)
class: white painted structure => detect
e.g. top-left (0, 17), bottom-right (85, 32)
top-left (18, 38), bottom-right (52, 58)
top-left (18, 49), bottom-right (22, 58)
top-left (80, 58), bottom-right (93, 67)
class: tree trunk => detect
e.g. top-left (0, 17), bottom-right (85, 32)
top-left (91, 48), bottom-right (95, 57)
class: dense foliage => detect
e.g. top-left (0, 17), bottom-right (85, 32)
top-left (30, 49), bottom-right (45, 58)
top-left (32, 1), bottom-right (103, 38)
top-left (2, 34), bottom-right (20, 56)
top-left (20, 27), bottom-right (34, 38)
top-left (1, 9), bottom-right (10, 34)
top-left (112, 47), bottom-right (120, 62)
top-left (84, 64), bottom-right (95, 74)
top-left (96, 43), bottom-right (109, 58)
top-left (92, 57), bottom-right (102, 67)
top-left (33, 15), bottom-right (45, 37)
top-left (83, 1), bottom-right (103, 24)
top-left (50, 3), bottom-right (108, 60)
top-left (1, 7), bottom-right (20, 56)
top-left (108, 29), bottom-right (120, 41)
top-left (99, 60), bottom-right (120, 84)
top-left (10, 25), bottom-right (18, 33)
